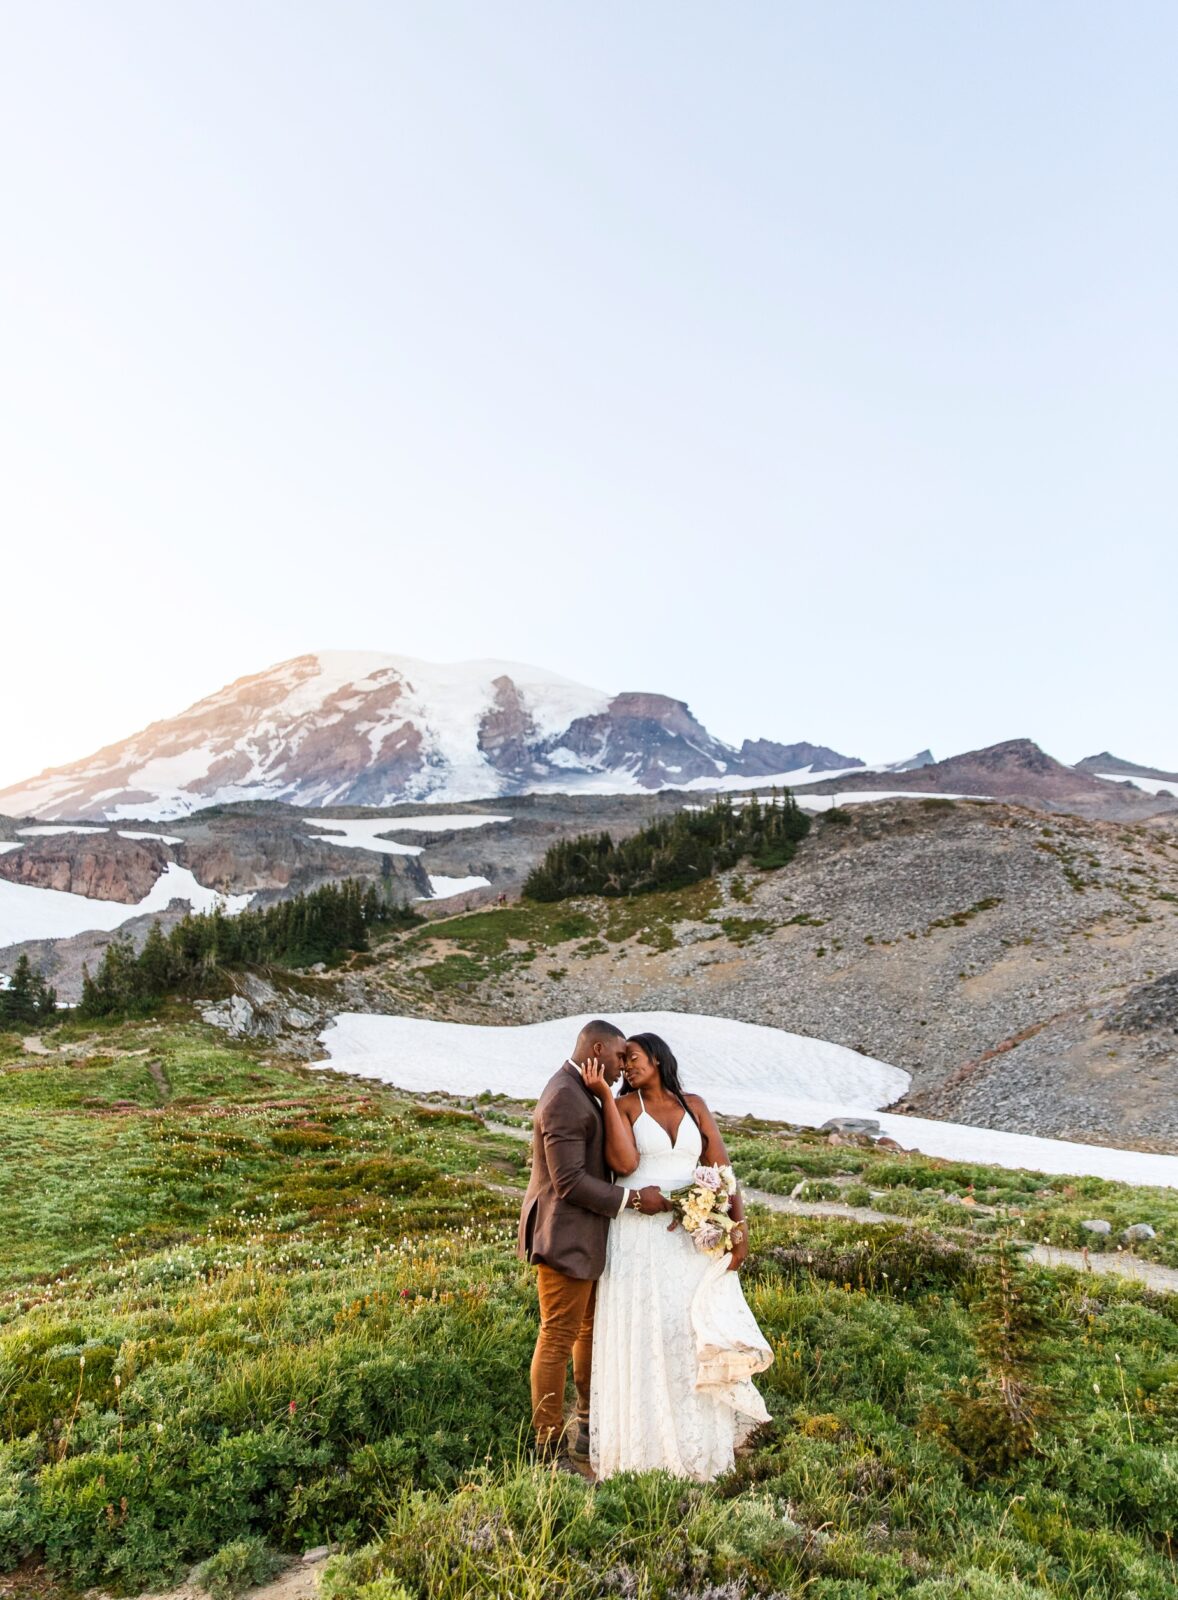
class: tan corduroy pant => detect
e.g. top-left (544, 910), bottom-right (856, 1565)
top-left (530, 1266), bottom-right (597, 1444)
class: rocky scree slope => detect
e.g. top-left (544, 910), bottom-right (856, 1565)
top-left (359, 798), bottom-right (1178, 1151)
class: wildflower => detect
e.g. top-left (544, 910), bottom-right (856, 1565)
top-left (289, 1400), bottom-right (297, 1416)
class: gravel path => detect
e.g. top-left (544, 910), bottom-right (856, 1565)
top-left (486, 1121), bottom-right (1178, 1294)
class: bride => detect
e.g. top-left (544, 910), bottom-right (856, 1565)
top-left (582, 1032), bottom-right (772, 1481)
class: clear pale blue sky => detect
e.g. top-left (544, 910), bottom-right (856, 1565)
top-left (2, 1), bottom-right (1175, 785)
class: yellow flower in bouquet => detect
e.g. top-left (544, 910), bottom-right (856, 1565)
top-left (667, 1164), bottom-right (740, 1257)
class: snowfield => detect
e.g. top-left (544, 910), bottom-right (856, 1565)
top-left (314, 1011), bottom-right (1178, 1190)
top-left (17, 824), bottom-right (109, 837)
top-left (315, 1010), bottom-right (910, 1115)
top-left (796, 790), bottom-right (977, 811)
top-left (13, 825), bottom-right (185, 843)
top-left (421, 875), bottom-right (492, 899)
top-left (1095, 772), bottom-right (1177, 797)
top-left (304, 814), bottom-right (510, 857)
top-left (0, 866), bottom-right (253, 945)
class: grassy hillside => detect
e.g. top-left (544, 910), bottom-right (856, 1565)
top-left (1, 1017), bottom-right (1176, 1598)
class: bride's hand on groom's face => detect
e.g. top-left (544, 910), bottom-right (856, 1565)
top-left (580, 1058), bottom-right (610, 1100)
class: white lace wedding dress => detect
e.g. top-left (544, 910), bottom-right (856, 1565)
top-left (590, 1096), bottom-right (772, 1481)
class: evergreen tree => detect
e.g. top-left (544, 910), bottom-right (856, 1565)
top-left (523, 793), bottom-right (810, 901)
top-left (74, 879), bottom-right (421, 1021)
top-left (0, 954), bottom-right (56, 1027)
top-left (137, 922), bottom-right (173, 994)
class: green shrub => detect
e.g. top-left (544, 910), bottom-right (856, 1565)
top-left (192, 1536), bottom-right (286, 1600)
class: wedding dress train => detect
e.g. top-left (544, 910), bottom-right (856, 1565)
top-left (590, 1097), bottom-right (772, 1480)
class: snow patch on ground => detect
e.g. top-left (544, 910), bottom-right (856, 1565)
top-left (353, 812), bottom-right (511, 834)
top-left (314, 1010), bottom-right (909, 1116)
top-left (0, 865), bottom-right (253, 945)
top-left (1095, 773), bottom-right (1177, 798)
top-left (313, 1011), bottom-right (1178, 1190)
top-left (304, 814), bottom-right (509, 857)
top-left (305, 818), bottom-right (423, 856)
top-left (420, 875), bottom-right (492, 900)
top-left (13, 824), bottom-right (185, 844)
top-left (797, 791), bottom-right (977, 811)
top-left (17, 824), bottom-right (109, 837)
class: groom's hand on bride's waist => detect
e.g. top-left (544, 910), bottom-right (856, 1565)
top-left (634, 1185), bottom-right (671, 1214)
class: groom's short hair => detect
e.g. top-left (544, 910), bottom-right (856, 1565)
top-left (579, 1019), bottom-right (625, 1043)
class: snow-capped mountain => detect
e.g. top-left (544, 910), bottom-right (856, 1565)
top-left (0, 652), bottom-right (862, 821)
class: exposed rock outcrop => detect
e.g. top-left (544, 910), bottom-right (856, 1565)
top-left (0, 834), bottom-right (168, 902)
top-left (737, 739), bottom-right (862, 775)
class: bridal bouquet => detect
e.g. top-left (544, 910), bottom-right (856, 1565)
top-left (668, 1163), bottom-right (739, 1256)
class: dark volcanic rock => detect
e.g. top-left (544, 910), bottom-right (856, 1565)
top-left (478, 675), bottom-right (543, 781)
top-left (550, 692), bottom-right (736, 788)
top-left (176, 811), bottom-right (430, 900)
top-left (0, 834), bottom-right (168, 902)
top-left (1106, 971), bottom-right (1178, 1037)
top-left (737, 739), bottom-right (861, 776)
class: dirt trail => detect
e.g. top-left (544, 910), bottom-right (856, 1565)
top-left (485, 1120), bottom-right (1178, 1294)
top-left (1027, 1244), bottom-right (1178, 1291)
top-left (112, 1557), bottom-right (322, 1600)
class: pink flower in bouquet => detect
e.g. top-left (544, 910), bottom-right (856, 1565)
top-left (693, 1221), bottom-right (724, 1252)
top-left (694, 1165), bottom-right (723, 1191)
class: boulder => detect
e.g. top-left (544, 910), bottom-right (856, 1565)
top-left (820, 1117), bottom-right (881, 1136)
top-left (199, 995), bottom-right (264, 1039)
top-left (1121, 1223), bottom-right (1157, 1244)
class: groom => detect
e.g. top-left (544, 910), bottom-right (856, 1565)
top-left (518, 1018), bottom-right (668, 1464)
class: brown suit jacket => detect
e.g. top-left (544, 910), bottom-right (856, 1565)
top-left (517, 1062), bottom-right (626, 1281)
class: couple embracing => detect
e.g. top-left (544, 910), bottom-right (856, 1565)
top-left (518, 1019), bottom-right (772, 1481)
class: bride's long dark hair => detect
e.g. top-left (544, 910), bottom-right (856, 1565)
top-left (618, 1032), bottom-right (700, 1134)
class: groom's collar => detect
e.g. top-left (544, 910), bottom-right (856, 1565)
top-left (562, 1058), bottom-right (602, 1109)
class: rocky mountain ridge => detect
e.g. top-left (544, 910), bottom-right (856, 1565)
top-left (800, 739), bottom-right (1178, 822)
top-left (3, 650), bottom-right (1175, 826)
top-left (0, 651), bottom-right (860, 821)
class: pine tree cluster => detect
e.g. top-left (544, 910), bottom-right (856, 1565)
top-left (522, 793), bottom-right (811, 902)
top-left (0, 954), bottom-right (58, 1027)
top-left (77, 880), bottom-right (417, 1020)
